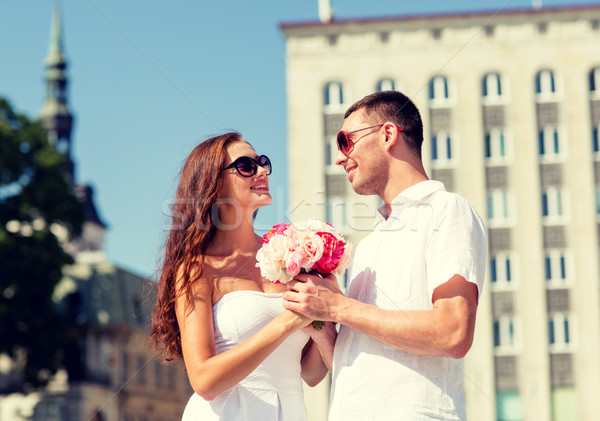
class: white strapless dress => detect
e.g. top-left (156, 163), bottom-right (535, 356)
top-left (182, 291), bottom-right (310, 421)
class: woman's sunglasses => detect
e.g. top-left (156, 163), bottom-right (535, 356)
top-left (336, 123), bottom-right (403, 157)
top-left (223, 155), bottom-right (272, 177)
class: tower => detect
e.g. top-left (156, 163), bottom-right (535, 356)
top-left (39, 2), bottom-right (107, 259)
top-left (0, 5), bottom-right (190, 420)
top-left (39, 1), bottom-right (75, 182)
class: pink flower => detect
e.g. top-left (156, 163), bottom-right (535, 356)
top-left (284, 249), bottom-right (304, 278)
top-left (256, 220), bottom-right (352, 284)
top-left (261, 223), bottom-right (290, 244)
top-left (333, 241), bottom-right (353, 275)
top-left (293, 230), bottom-right (324, 270)
top-left (312, 231), bottom-right (345, 274)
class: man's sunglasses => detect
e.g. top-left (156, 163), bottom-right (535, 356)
top-left (222, 155), bottom-right (272, 177)
top-left (337, 123), bottom-right (403, 157)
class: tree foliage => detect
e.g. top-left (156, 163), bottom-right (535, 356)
top-left (0, 97), bottom-right (85, 390)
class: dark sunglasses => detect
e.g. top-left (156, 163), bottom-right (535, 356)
top-left (223, 154), bottom-right (272, 177)
top-left (337, 123), bottom-right (403, 157)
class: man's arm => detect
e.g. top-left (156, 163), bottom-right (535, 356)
top-left (283, 273), bottom-right (478, 359)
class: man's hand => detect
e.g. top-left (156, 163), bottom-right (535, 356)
top-left (283, 272), bottom-right (345, 322)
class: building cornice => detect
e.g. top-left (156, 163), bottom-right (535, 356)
top-left (280, 4), bottom-right (600, 34)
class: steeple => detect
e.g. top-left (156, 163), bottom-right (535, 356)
top-left (38, 2), bottom-right (107, 259)
top-left (40, 1), bottom-right (75, 181)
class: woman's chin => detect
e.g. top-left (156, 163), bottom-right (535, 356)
top-left (258, 195), bottom-right (273, 207)
top-left (250, 194), bottom-right (272, 210)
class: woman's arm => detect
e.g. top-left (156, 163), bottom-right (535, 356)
top-left (176, 277), bottom-right (312, 401)
top-left (299, 322), bottom-right (337, 387)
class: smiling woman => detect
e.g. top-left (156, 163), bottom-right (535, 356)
top-left (217, 142), bottom-right (273, 220)
top-left (150, 132), bottom-right (336, 421)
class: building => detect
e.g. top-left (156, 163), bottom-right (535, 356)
top-left (0, 4), bottom-right (191, 420)
top-left (281, 4), bottom-right (600, 421)
top-left (29, 261), bottom-right (190, 421)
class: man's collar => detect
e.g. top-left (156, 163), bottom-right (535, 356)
top-left (376, 180), bottom-right (447, 222)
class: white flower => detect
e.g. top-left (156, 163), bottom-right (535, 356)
top-left (256, 235), bottom-right (288, 283)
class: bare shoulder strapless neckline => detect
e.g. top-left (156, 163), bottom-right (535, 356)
top-left (182, 290), bottom-right (310, 421)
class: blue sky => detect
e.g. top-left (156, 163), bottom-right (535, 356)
top-left (0, 0), bottom-right (595, 277)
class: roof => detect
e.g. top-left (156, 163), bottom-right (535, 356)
top-left (280, 4), bottom-right (600, 31)
top-left (58, 261), bottom-right (153, 331)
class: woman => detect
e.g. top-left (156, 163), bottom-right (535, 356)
top-left (150, 132), bottom-right (336, 421)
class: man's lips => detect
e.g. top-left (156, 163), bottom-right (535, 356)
top-left (345, 165), bottom-right (357, 180)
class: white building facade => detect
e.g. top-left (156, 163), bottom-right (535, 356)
top-left (282, 5), bottom-right (600, 421)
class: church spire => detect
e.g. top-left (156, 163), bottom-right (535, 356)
top-left (40, 1), bottom-right (75, 181)
top-left (46, 1), bottom-right (65, 66)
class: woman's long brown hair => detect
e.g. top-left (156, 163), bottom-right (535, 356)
top-left (150, 132), bottom-right (242, 361)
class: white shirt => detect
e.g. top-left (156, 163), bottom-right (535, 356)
top-left (329, 180), bottom-right (487, 421)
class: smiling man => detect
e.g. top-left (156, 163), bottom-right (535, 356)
top-left (284, 90), bottom-right (487, 420)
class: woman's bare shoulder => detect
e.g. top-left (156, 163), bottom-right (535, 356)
top-left (174, 259), bottom-right (214, 304)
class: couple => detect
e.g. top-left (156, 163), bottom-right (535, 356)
top-left (150, 90), bottom-right (487, 421)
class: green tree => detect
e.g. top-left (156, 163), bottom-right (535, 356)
top-left (0, 97), bottom-right (85, 390)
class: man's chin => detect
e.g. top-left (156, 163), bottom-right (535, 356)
top-left (351, 182), bottom-right (373, 196)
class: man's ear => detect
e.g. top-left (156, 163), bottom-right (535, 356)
top-left (383, 122), bottom-right (400, 151)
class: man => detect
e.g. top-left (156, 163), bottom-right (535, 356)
top-left (283, 90), bottom-right (487, 420)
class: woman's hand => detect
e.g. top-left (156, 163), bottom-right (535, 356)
top-left (302, 320), bottom-right (335, 342)
top-left (300, 321), bottom-right (337, 384)
top-left (283, 308), bottom-right (314, 331)
top-left (301, 320), bottom-right (337, 371)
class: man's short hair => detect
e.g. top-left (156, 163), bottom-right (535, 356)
top-left (345, 91), bottom-right (424, 156)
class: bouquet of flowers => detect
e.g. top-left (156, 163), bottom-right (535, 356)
top-left (256, 220), bottom-right (352, 329)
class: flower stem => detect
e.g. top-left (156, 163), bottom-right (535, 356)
top-left (312, 320), bottom-right (325, 330)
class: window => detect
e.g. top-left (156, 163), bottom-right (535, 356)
top-left (137, 355), bottom-right (146, 383)
top-left (167, 365), bottom-right (176, 390)
top-left (541, 187), bottom-right (568, 223)
top-left (590, 67), bottom-right (600, 96)
top-left (121, 353), bottom-right (129, 382)
top-left (325, 138), bottom-right (338, 167)
top-left (483, 73), bottom-right (502, 97)
top-left (593, 125), bottom-right (599, 155)
top-left (550, 388), bottom-right (578, 421)
top-left (430, 75), bottom-right (448, 99)
top-left (326, 199), bottom-right (348, 230)
top-left (431, 132), bottom-right (455, 167)
top-left (538, 126), bottom-right (564, 161)
top-left (545, 249), bottom-right (571, 286)
top-left (485, 128), bottom-right (509, 163)
top-left (487, 189), bottom-right (513, 227)
top-left (490, 252), bottom-right (517, 289)
top-left (536, 69), bottom-right (557, 100)
top-left (342, 270), bottom-right (351, 289)
top-left (494, 315), bottom-right (520, 353)
top-left (429, 75), bottom-right (452, 105)
top-left (324, 82), bottom-right (344, 108)
top-left (548, 313), bottom-right (576, 351)
top-left (34, 401), bottom-right (67, 421)
top-left (155, 362), bottom-right (163, 389)
top-left (496, 391), bottom-right (524, 421)
top-left (56, 137), bottom-right (69, 154)
top-left (482, 72), bottom-right (506, 103)
top-left (377, 78), bottom-right (395, 92)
